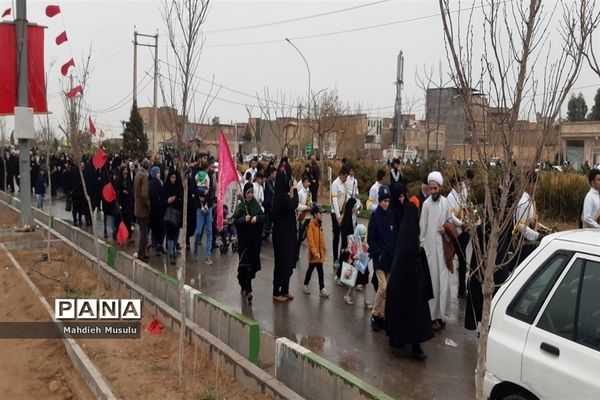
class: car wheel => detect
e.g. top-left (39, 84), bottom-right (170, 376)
top-left (501, 393), bottom-right (535, 400)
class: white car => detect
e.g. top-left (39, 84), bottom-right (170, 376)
top-left (485, 229), bottom-right (600, 400)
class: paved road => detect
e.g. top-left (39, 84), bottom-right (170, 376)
top-left (42, 195), bottom-right (477, 400)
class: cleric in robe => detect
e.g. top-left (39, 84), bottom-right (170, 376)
top-left (419, 171), bottom-right (454, 330)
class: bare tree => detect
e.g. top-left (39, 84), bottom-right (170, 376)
top-left (308, 89), bottom-right (347, 158)
top-left (244, 105), bottom-right (262, 155)
top-left (439, 1), bottom-right (598, 398)
top-left (37, 113), bottom-right (55, 260)
top-left (160, 0), bottom-right (211, 385)
top-left (255, 88), bottom-right (301, 158)
top-left (59, 51), bottom-right (107, 301)
top-left (585, 14), bottom-right (600, 76)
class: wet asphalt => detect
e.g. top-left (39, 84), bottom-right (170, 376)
top-left (40, 195), bottom-right (477, 400)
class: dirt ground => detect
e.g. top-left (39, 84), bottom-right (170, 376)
top-left (7, 244), bottom-right (271, 400)
top-left (0, 248), bottom-right (94, 400)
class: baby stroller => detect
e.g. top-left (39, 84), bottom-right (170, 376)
top-left (217, 205), bottom-right (238, 254)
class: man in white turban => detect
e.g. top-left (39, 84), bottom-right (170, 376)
top-left (420, 171), bottom-right (455, 331)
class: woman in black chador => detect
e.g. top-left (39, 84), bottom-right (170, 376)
top-left (233, 182), bottom-right (266, 305)
top-left (271, 170), bottom-right (298, 302)
top-left (385, 200), bottom-right (434, 360)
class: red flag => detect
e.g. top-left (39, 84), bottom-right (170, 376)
top-left (99, 129), bottom-right (105, 138)
top-left (61, 58), bottom-right (75, 76)
top-left (88, 116), bottom-right (97, 136)
top-left (45, 5), bottom-right (61, 17)
top-left (102, 183), bottom-right (116, 202)
top-left (0, 24), bottom-right (47, 114)
top-left (92, 148), bottom-right (107, 169)
top-left (116, 221), bottom-right (129, 246)
top-left (216, 130), bottom-right (239, 232)
top-left (1, 8), bottom-right (10, 18)
top-left (146, 314), bottom-right (164, 335)
top-left (56, 31), bottom-right (68, 45)
top-left (66, 85), bottom-right (83, 99)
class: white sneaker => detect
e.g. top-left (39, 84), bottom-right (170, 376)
top-left (319, 289), bottom-right (329, 298)
top-left (355, 284), bottom-right (363, 292)
top-left (364, 301), bottom-right (373, 310)
top-left (334, 276), bottom-right (344, 286)
top-left (303, 285), bottom-right (311, 294)
top-left (344, 295), bottom-right (354, 305)
top-left (205, 258), bottom-right (213, 266)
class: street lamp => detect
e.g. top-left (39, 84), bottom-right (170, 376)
top-left (286, 38), bottom-right (311, 157)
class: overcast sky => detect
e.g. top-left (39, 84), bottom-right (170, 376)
top-left (2, 0), bottom-right (599, 139)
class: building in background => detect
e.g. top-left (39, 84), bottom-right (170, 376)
top-left (560, 121), bottom-right (600, 168)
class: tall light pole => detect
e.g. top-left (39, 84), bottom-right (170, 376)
top-left (394, 50), bottom-right (404, 160)
top-left (286, 38), bottom-right (311, 158)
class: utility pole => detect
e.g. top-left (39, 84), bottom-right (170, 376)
top-left (394, 50), bottom-right (404, 161)
top-left (16, 0), bottom-right (33, 227)
top-left (152, 32), bottom-right (158, 155)
top-left (132, 29), bottom-right (159, 153)
top-left (133, 30), bottom-right (138, 103)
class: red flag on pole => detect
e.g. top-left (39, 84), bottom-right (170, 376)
top-left (45, 5), bottom-right (61, 17)
top-left (216, 130), bottom-right (239, 232)
top-left (0, 24), bottom-right (47, 114)
top-left (99, 129), bottom-right (105, 138)
top-left (88, 116), bottom-right (97, 136)
top-left (56, 31), bottom-right (68, 45)
top-left (1, 8), bottom-right (10, 18)
top-left (66, 85), bottom-right (83, 99)
top-left (61, 58), bottom-right (75, 76)
top-left (102, 183), bottom-right (116, 202)
top-left (116, 221), bottom-right (129, 246)
top-left (92, 148), bottom-right (107, 169)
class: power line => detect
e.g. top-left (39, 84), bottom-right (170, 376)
top-left (207, 0), bottom-right (512, 48)
top-left (205, 0), bottom-right (391, 34)
top-left (84, 70), bottom-right (152, 114)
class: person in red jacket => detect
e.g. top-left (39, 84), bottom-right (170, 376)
top-left (303, 205), bottom-right (329, 298)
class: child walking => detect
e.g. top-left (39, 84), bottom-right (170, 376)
top-left (303, 205), bottom-right (329, 298)
top-left (341, 224), bottom-right (371, 308)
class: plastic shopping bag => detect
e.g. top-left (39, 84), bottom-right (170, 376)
top-left (340, 261), bottom-right (358, 287)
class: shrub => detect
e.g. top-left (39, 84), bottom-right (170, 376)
top-left (536, 172), bottom-right (588, 222)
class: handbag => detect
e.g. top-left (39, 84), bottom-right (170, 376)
top-left (340, 261), bottom-right (358, 287)
top-left (163, 206), bottom-right (181, 227)
top-left (65, 193), bottom-right (72, 212)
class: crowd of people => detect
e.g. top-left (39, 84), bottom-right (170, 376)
top-left (2, 147), bottom-right (600, 362)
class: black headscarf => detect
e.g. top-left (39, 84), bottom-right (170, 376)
top-left (390, 183), bottom-right (406, 230)
top-left (162, 170), bottom-right (183, 209)
top-left (341, 197), bottom-right (357, 237)
top-left (274, 170), bottom-right (289, 194)
top-left (396, 202), bottom-right (420, 256)
top-left (243, 181), bottom-right (254, 196)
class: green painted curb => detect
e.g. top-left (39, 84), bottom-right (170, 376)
top-left (195, 292), bottom-right (260, 365)
top-left (248, 323), bottom-right (260, 365)
top-left (304, 351), bottom-right (394, 400)
top-left (106, 246), bottom-right (116, 268)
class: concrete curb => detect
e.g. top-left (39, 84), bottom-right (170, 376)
top-left (276, 337), bottom-right (395, 400)
top-left (185, 284), bottom-right (261, 365)
top-left (0, 243), bottom-right (118, 400)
